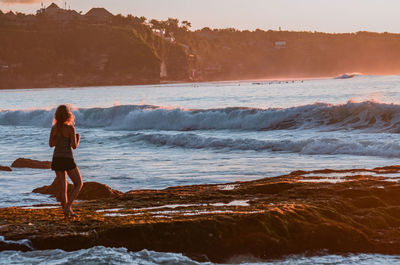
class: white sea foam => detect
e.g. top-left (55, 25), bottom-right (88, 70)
top-left (210, 200), bottom-right (249, 207)
top-left (0, 246), bottom-right (210, 265)
top-left (2, 101), bottom-right (400, 132)
top-left (0, 236), bottom-right (33, 251)
top-left (0, 246), bottom-right (400, 264)
top-left (334, 73), bottom-right (361, 79)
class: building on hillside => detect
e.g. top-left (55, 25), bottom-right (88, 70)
top-left (274, 41), bottom-right (287, 49)
top-left (3, 11), bottom-right (36, 27)
top-left (58, 9), bottom-right (81, 22)
top-left (152, 29), bottom-right (175, 43)
top-left (44, 2), bottom-right (60, 16)
top-left (179, 43), bottom-right (191, 54)
top-left (3, 11), bottom-right (18, 26)
top-left (152, 28), bottom-right (166, 38)
top-left (164, 36), bottom-right (175, 43)
top-left (85, 8), bottom-right (113, 24)
top-left (5, 11), bottom-right (16, 18)
top-left (160, 61), bottom-right (168, 79)
top-left (203, 64), bottom-right (222, 75)
top-left (36, 3), bottom-right (82, 23)
top-left (143, 21), bottom-right (152, 27)
top-left (0, 59), bottom-right (9, 72)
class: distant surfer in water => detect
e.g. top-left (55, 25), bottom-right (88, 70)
top-left (49, 105), bottom-right (82, 218)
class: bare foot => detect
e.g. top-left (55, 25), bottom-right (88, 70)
top-left (62, 207), bottom-right (70, 219)
top-left (67, 208), bottom-right (79, 218)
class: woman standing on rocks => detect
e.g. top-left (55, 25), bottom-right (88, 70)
top-left (49, 105), bottom-right (83, 218)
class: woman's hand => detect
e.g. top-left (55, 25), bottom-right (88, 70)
top-left (70, 127), bottom-right (79, 149)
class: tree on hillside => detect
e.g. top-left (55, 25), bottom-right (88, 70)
top-left (181, 20), bottom-right (191, 31)
top-left (150, 19), bottom-right (161, 29)
top-left (139, 16), bottom-right (147, 23)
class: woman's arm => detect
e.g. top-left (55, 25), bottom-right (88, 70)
top-left (69, 126), bottom-right (80, 149)
top-left (49, 126), bottom-right (56, 147)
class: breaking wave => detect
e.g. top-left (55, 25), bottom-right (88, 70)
top-left (1, 246), bottom-right (400, 265)
top-left (334, 73), bottom-right (361, 79)
top-left (120, 133), bottom-right (400, 157)
top-left (0, 246), bottom-right (207, 265)
top-left (1, 101), bottom-right (400, 132)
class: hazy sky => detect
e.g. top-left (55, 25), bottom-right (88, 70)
top-left (1, 0), bottom-right (400, 33)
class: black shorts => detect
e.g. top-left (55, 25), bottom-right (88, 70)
top-left (51, 157), bottom-right (77, 171)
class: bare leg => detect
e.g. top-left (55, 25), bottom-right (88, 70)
top-left (55, 171), bottom-right (68, 216)
top-left (65, 167), bottom-right (83, 215)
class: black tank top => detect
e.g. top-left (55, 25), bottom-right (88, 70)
top-left (53, 134), bottom-right (73, 158)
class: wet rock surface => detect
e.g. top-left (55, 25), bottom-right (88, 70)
top-left (11, 158), bottom-right (51, 169)
top-left (2, 166), bottom-right (400, 262)
top-left (33, 179), bottom-right (122, 200)
top-left (0, 166), bottom-right (11, 171)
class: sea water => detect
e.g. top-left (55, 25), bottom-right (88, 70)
top-left (1, 75), bottom-right (400, 264)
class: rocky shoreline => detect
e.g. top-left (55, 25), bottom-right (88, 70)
top-left (2, 166), bottom-right (400, 262)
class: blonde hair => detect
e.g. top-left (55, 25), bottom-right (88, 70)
top-left (53, 105), bottom-right (75, 135)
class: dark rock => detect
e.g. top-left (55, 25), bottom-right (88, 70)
top-left (0, 165), bottom-right (12, 171)
top-left (33, 178), bottom-right (122, 200)
top-left (353, 196), bottom-right (386, 208)
top-left (78, 182), bottom-right (122, 200)
top-left (11, 158), bottom-right (51, 169)
top-left (290, 170), bottom-right (307, 175)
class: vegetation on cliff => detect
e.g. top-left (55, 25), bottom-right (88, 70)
top-left (2, 6), bottom-right (400, 88)
top-left (0, 22), bottom-right (160, 88)
top-left (0, 10), bottom-right (190, 88)
top-left (176, 28), bottom-right (400, 80)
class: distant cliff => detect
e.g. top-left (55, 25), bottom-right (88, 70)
top-left (0, 10), bottom-right (189, 89)
top-left (0, 24), bottom-right (162, 89)
top-left (2, 8), bottom-right (400, 89)
top-left (179, 29), bottom-right (400, 80)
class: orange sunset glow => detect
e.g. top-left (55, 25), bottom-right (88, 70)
top-left (1, 1), bottom-right (400, 265)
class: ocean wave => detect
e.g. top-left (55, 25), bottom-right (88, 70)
top-left (1, 101), bottom-right (400, 132)
top-left (1, 246), bottom-right (400, 265)
top-left (334, 73), bottom-right (361, 79)
top-left (122, 133), bottom-right (400, 158)
top-left (0, 236), bottom-right (33, 251)
top-left (0, 246), bottom-right (208, 265)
